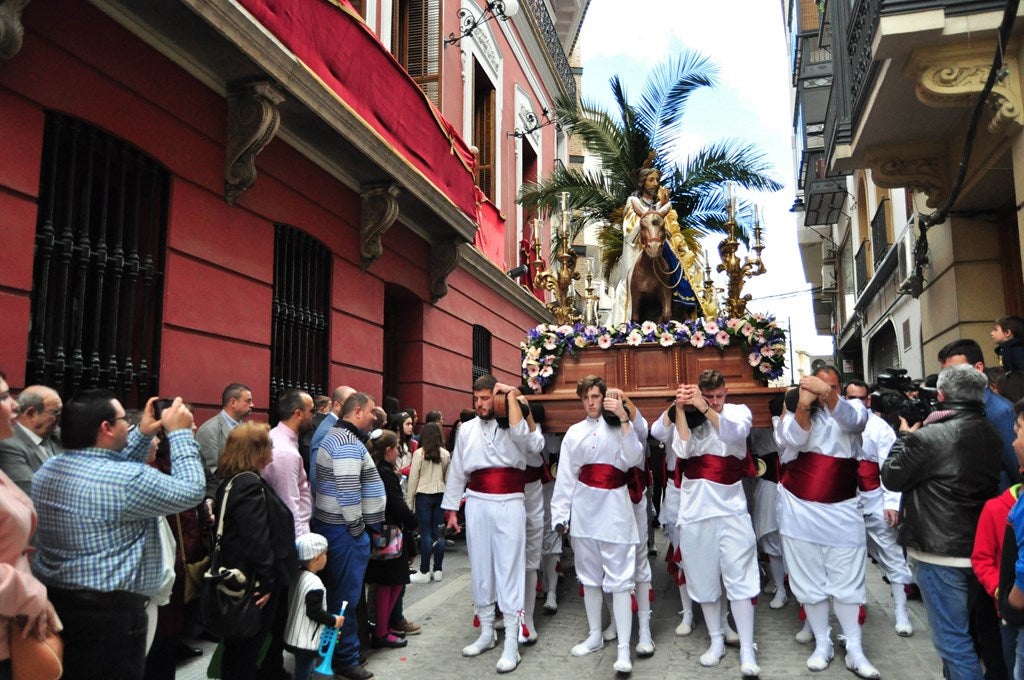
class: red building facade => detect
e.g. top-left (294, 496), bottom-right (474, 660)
top-left (0, 0), bottom-right (582, 423)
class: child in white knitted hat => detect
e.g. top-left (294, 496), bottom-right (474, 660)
top-left (284, 533), bottom-right (345, 680)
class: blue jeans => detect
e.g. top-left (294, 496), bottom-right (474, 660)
top-left (1001, 621), bottom-right (1024, 680)
top-left (312, 520), bottom-right (369, 669)
top-left (415, 493), bottom-right (445, 573)
top-left (913, 559), bottom-right (985, 680)
top-left (292, 649), bottom-right (317, 680)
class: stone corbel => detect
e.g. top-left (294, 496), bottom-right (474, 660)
top-left (866, 142), bottom-right (950, 209)
top-left (360, 183), bottom-right (401, 270)
top-left (430, 240), bottom-right (461, 303)
top-left (908, 44), bottom-right (1023, 136)
top-left (225, 80), bottom-right (285, 204)
top-left (0, 0), bottom-right (30, 63)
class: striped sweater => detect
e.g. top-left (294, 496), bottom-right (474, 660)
top-left (313, 421), bottom-right (385, 536)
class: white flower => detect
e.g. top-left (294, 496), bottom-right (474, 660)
top-left (626, 330), bottom-right (643, 346)
top-left (597, 334), bottom-right (612, 349)
top-left (716, 330), bottom-right (730, 346)
top-left (526, 346), bottom-right (541, 360)
top-left (539, 366), bottom-right (554, 378)
top-left (542, 335), bottom-right (558, 351)
top-left (641, 320), bottom-right (658, 336)
top-left (528, 377), bottom-right (542, 391)
top-left (574, 336), bottom-right (587, 348)
top-left (690, 331), bottom-right (706, 348)
top-left (659, 332), bottom-right (675, 347)
top-left (703, 320), bottom-right (720, 334)
top-left (748, 352), bottom-right (761, 366)
top-left (759, 362), bottom-right (772, 374)
top-left (527, 364), bottom-right (540, 377)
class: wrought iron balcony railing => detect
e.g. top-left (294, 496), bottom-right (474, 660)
top-left (523, 0), bottom-right (576, 101)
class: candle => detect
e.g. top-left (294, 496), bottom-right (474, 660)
top-left (533, 218), bottom-right (542, 250)
top-left (560, 191), bottom-right (569, 214)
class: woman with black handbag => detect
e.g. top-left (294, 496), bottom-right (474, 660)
top-left (213, 422), bottom-right (297, 679)
top-left (364, 430), bottom-right (417, 649)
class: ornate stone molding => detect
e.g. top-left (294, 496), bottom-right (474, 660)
top-left (430, 239), bottom-right (460, 303)
top-left (909, 44), bottom-right (1023, 136)
top-left (225, 80), bottom-right (285, 204)
top-left (867, 142), bottom-right (950, 209)
top-left (359, 183), bottom-right (400, 270)
top-left (0, 0), bottom-right (30, 63)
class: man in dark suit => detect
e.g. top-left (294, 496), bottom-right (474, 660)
top-left (0, 385), bottom-right (62, 495)
top-left (194, 382), bottom-right (253, 498)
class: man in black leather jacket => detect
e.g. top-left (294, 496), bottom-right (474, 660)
top-left (882, 364), bottom-right (1001, 680)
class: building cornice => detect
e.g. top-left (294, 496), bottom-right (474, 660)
top-left (458, 245), bottom-right (553, 321)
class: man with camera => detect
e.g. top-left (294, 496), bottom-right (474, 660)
top-left (31, 391), bottom-right (203, 678)
top-left (882, 364), bottom-right (1002, 680)
top-left (843, 379), bottom-right (914, 638)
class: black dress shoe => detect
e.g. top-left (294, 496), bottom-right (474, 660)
top-left (370, 635), bottom-right (408, 649)
top-left (335, 664), bottom-right (374, 679)
top-left (176, 642), bottom-right (204, 660)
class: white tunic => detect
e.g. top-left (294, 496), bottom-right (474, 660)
top-left (673, 403), bottom-right (752, 524)
top-left (550, 416), bottom-right (644, 544)
top-left (750, 419), bottom-right (781, 539)
top-left (441, 417), bottom-right (532, 509)
top-left (776, 397), bottom-right (868, 547)
top-left (858, 412), bottom-right (900, 514)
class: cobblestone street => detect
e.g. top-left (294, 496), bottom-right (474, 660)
top-left (180, 528), bottom-right (944, 679)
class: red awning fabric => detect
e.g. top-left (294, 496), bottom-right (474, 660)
top-left (474, 191), bottom-right (506, 266)
top-left (237, 0), bottom-right (479, 220)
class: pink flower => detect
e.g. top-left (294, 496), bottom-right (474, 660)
top-left (659, 332), bottom-right (675, 347)
top-left (543, 355), bottom-right (556, 365)
top-left (527, 377), bottom-right (542, 392)
top-left (690, 332), bottom-right (706, 348)
top-left (703, 320), bottom-right (720, 334)
top-left (626, 330), bottom-right (643, 346)
top-left (748, 352), bottom-right (761, 366)
top-left (557, 324), bottom-right (574, 335)
top-left (573, 336), bottom-right (587, 348)
top-left (759, 362), bottom-right (772, 374)
top-left (540, 366), bottom-right (554, 378)
top-left (726, 318), bottom-right (742, 330)
top-left (641, 320), bottom-right (658, 336)
top-left (527, 364), bottom-right (540, 377)
top-left (542, 334), bottom-right (558, 351)
top-left (741, 323), bottom-right (754, 337)
top-left (716, 330), bottom-right (730, 346)
top-left (597, 334), bottom-right (612, 349)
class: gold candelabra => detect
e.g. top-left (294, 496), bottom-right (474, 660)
top-left (532, 193), bottom-right (582, 325)
top-left (716, 189), bottom-right (766, 318)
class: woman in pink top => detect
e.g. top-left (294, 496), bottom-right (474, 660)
top-left (0, 370), bottom-right (62, 678)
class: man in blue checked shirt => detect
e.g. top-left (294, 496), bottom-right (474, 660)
top-left (31, 390), bottom-right (204, 680)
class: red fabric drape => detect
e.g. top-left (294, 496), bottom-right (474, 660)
top-left (682, 454), bottom-right (747, 486)
top-left (474, 193), bottom-right (506, 266)
top-left (237, 0), bottom-right (479, 219)
top-left (857, 460), bottom-right (881, 492)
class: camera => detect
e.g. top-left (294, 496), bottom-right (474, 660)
top-left (152, 398), bottom-right (175, 421)
top-left (870, 368), bottom-right (935, 427)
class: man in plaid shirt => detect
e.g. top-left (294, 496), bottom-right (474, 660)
top-left (32, 390), bottom-right (204, 680)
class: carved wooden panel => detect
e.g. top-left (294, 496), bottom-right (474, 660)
top-left (684, 347), bottom-right (757, 388)
top-left (622, 345), bottom-right (681, 393)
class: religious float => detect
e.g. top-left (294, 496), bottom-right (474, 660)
top-left (520, 186), bottom-right (786, 432)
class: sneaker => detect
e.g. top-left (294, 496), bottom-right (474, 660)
top-left (409, 571), bottom-right (431, 584)
top-left (674, 609), bottom-right (694, 637)
top-left (394, 619), bottom-right (422, 635)
top-left (433, 570), bottom-right (443, 581)
top-left (445, 538), bottom-right (456, 547)
top-left (770, 592), bottom-right (788, 609)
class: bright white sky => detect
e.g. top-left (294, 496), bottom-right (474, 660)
top-left (577, 0), bottom-right (834, 356)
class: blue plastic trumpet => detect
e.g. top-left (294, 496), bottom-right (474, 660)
top-left (313, 599), bottom-right (348, 677)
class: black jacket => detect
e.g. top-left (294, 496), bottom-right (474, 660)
top-left (216, 471), bottom-right (298, 594)
top-left (881, 402), bottom-right (1002, 557)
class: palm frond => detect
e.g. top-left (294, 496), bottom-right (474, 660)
top-left (676, 140), bottom-right (783, 194)
top-left (635, 51), bottom-right (717, 152)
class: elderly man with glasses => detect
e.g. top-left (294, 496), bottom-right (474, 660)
top-left (0, 385), bottom-right (63, 495)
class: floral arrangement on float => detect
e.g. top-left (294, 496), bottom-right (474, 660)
top-left (520, 314), bottom-right (788, 392)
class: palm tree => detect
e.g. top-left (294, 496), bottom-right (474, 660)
top-left (518, 51), bottom-right (782, 279)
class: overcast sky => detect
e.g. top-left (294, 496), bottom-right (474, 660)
top-left (577, 0), bottom-right (834, 356)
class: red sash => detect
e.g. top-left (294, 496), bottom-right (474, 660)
top-left (760, 452), bottom-right (781, 484)
top-left (578, 463), bottom-right (628, 490)
top-left (683, 454), bottom-right (747, 486)
top-left (780, 451), bottom-right (858, 503)
top-left (523, 464), bottom-right (554, 485)
top-left (467, 467), bottom-right (525, 495)
top-left (857, 460), bottom-right (881, 492)
top-left (626, 466), bottom-right (650, 504)
top-left (672, 463), bottom-right (683, 488)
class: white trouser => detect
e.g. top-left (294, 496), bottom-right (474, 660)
top-left (571, 536), bottom-right (636, 592)
top-left (466, 494), bottom-right (526, 614)
top-left (632, 498), bottom-right (652, 583)
top-left (864, 510), bottom-right (912, 584)
top-left (679, 514), bottom-right (759, 602)
top-left (782, 534), bottom-right (866, 604)
top-left (759, 529), bottom-right (783, 557)
top-left (524, 480), bottom-right (544, 570)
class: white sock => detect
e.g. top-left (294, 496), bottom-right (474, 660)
top-left (833, 602), bottom-right (865, 660)
top-left (522, 570), bottom-right (538, 639)
top-left (730, 597), bottom-right (755, 651)
top-left (500, 611), bottom-right (520, 663)
top-left (636, 581), bottom-right (653, 646)
top-left (541, 554), bottom-right (558, 594)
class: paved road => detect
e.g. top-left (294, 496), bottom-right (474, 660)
top-left (179, 528), bottom-right (945, 679)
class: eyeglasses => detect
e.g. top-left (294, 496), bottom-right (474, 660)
top-left (368, 428), bottom-right (383, 440)
top-left (108, 415), bottom-right (131, 425)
